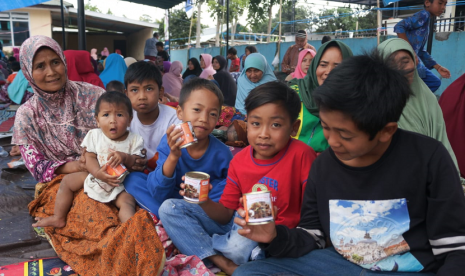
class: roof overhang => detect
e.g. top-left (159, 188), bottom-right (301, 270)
top-left (117, 0), bottom-right (185, 10)
top-left (50, 8), bottom-right (159, 35)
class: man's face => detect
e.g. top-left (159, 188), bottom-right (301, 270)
top-left (295, 36), bottom-right (307, 48)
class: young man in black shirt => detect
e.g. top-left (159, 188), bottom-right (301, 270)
top-left (156, 41), bottom-right (170, 62)
top-left (233, 52), bottom-right (465, 276)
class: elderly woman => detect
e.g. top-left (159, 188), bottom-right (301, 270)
top-left (13, 36), bottom-right (163, 275)
top-left (288, 41), bottom-right (353, 152)
top-left (235, 53), bottom-right (277, 115)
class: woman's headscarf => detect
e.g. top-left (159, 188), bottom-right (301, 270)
top-left (378, 38), bottom-right (458, 171)
top-left (13, 47), bottom-right (20, 61)
top-left (199, 54), bottom-right (216, 79)
top-left (439, 73), bottom-right (465, 177)
top-left (290, 41), bottom-right (353, 117)
top-left (182, 57), bottom-right (202, 79)
top-left (7, 69), bottom-right (33, 104)
top-left (124, 57), bottom-right (137, 68)
top-left (163, 61), bottom-right (171, 73)
top-left (162, 61), bottom-right (183, 98)
top-left (101, 47), bottom-right (110, 57)
top-left (235, 53), bottom-right (277, 114)
top-left (213, 55), bottom-right (237, 107)
top-left (64, 50), bottom-right (104, 88)
top-left (12, 35), bottom-right (105, 162)
top-left (90, 48), bottom-right (98, 60)
top-left (291, 49), bottom-right (316, 79)
top-left (99, 53), bottom-right (128, 88)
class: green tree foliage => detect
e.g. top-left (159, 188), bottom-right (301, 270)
top-left (314, 7), bottom-right (376, 33)
top-left (156, 9), bottom-right (207, 47)
top-left (84, 0), bottom-right (101, 13)
top-left (107, 9), bottom-right (113, 15)
top-left (139, 14), bottom-right (153, 23)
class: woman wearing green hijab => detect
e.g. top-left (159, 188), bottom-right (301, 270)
top-left (378, 38), bottom-right (459, 172)
top-left (288, 41), bottom-right (353, 152)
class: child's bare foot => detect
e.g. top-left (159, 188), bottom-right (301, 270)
top-left (32, 216), bottom-right (66, 228)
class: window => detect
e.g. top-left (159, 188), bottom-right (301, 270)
top-left (0, 12), bottom-right (30, 47)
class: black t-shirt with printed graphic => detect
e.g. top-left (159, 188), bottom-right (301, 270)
top-left (263, 129), bottom-right (465, 275)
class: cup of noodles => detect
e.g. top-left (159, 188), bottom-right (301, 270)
top-left (106, 163), bottom-right (129, 181)
top-left (184, 171), bottom-right (210, 203)
top-left (175, 121), bottom-right (198, 148)
top-left (243, 191), bottom-right (274, 225)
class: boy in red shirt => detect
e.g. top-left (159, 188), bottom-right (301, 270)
top-left (227, 47), bottom-right (240, 72)
top-left (6, 61), bottom-right (20, 84)
top-left (158, 81), bottom-right (317, 275)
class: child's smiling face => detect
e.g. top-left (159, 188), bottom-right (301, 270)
top-left (96, 102), bottom-right (132, 141)
top-left (246, 103), bottom-right (300, 160)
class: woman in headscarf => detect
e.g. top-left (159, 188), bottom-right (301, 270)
top-left (199, 54), bottom-right (216, 79)
top-left (285, 48), bottom-right (316, 82)
top-left (212, 55), bottom-right (237, 106)
top-left (5, 70), bottom-right (33, 104)
top-left (124, 57), bottom-right (137, 68)
top-left (182, 57), bottom-right (202, 80)
top-left (99, 53), bottom-right (127, 88)
top-left (235, 53), bottom-right (277, 115)
top-left (162, 60), bottom-right (183, 98)
top-left (288, 41), bottom-right (353, 152)
top-left (14, 36), bottom-right (163, 275)
top-left (439, 73), bottom-right (465, 177)
top-left (163, 61), bottom-right (171, 74)
top-left (64, 50), bottom-right (104, 88)
top-left (90, 48), bottom-right (98, 60)
top-left (377, 38), bottom-right (459, 172)
top-left (101, 47), bottom-right (110, 57)
top-left (13, 47), bottom-right (20, 61)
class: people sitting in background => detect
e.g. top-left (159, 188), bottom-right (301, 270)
top-left (99, 53), bottom-right (128, 88)
top-left (182, 58), bottom-right (202, 82)
top-left (439, 73), bottom-right (465, 179)
top-left (144, 32), bottom-right (159, 61)
top-left (281, 30), bottom-right (316, 75)
top-left (241, 45), bottom-right (258, 70)
top-left (106, 80), bottom-right (125, 93)
top-left (115, 49), bottom-right (123, 57)
top-left (159, 81), bottom-right (316, 275)
top-left (379, 38), bottom-right (459, 174)
top-left (156, 42), bottom-right (170, 62)
top-left (64, 50), bottom-right (105, 88)
top-left (213, 55), bottom-right (237, 106)
top-left (162, 61), bottom-right (171, 74)
top-left (90, 48), bottom-right (98, 60)
top-left (97, 60), bottom-right (104, 73)
top-left (12, 47), bottom-right (19, 61)
top-left (162, 60), bottom-right (183, 100)
top-left (6, 61), bottom-right (20, 84)
top-left (199, 54), bottom-right (216, 79)
top-left (101, 47), bottom-right (110, 57)
top-left (227, 47), bottom-right (240, 72)
top-left (233, 50), bottom-right (465, 276)
top-left (288, 41), bottom-right (353, 153)
top-left (394, 0), bottom-right (450, 92)
top-left (235, 53), bottom-right (277, 115)
top-left (321, 35), bottom-right (331, 44)
top-left (285, 49), bottom-right (316, 82)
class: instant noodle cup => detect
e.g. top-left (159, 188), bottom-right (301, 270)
top-left (106, 163), bottom-right (129, 181)
top-left (175, 121), bottom-right (198, 148)
top-left (243, 191), bottom-right (274, 225)
top-left (184, 171), bottom-right (210, 203)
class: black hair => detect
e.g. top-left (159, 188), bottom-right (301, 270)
top-left (245, 81), bottom-right (301, 123)
top-left (245, 46), bottom-right (258, 54)
top-left (124, 61), bottom-right (162, 89)
top-left (321, 35), bottom-right (332, 44)
top-left (297, 29), bottom-right (307, 35)
top-left (153, 32), bottom-right (159, 38)
top-left (424, 0), bottom-right (434, 8)
top-left (101, 55), bottom-right (107, 61)
top-left (227, 47), bottom-right (237, 55)
top-left (95, 91), bottom-right (133, 117)
top-left (106, 80), bottom-right (125, 93)
top-left (156, 41), bottom-right (164, 48)
top-left (313, 50), bottom-right (412, 140)
top-left (8, 56), bottom-right (16, 62)
top-left (11, 61), bottom-right (20, 72)
top-left (179, 77), bottom-right (224, 109)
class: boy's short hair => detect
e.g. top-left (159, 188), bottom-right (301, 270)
top-left (106, 80), bottom-right (125, 93)
top-left (156, 42), bottom-right (164, 48)
top-left (11, 61), bottom-right (20, 72)
top-left (95, 91), bottom-right (133, 117)
top-left (321, 36), bottom-right (332, 44)
top-left (153, 32), bottom-right (159, 38)
top-left (245, 45), bottom-right (258, 54)
top-left (179, 77), bottom-right (224, 109)
top-left (124, 61), bottom-right (162, 89)
top-left (245, 81), bottom-right (301, 123)
top-left (313, 50), bottom-right (412, 140)
top-left (227, 47), bottom-right (237, 55)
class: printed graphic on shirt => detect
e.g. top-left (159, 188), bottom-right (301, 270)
top-left (329, 199), bottom-right (423, 272)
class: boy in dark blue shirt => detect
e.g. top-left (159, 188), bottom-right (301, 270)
top-left (233, 52), bottom-right (465, 276)
top-left (394, 0), bottom-right (450, 92)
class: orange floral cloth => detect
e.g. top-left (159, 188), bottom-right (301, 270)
top-left (28, 175), bottom-right (165, 276)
